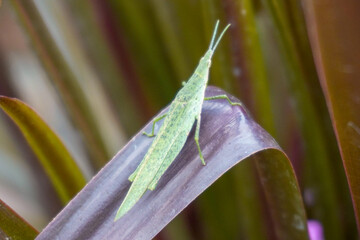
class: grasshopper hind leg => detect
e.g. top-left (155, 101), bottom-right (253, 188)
top-left (195, 114), bottom-right (205, 165)
top-left (128, 170), bottom-right (138, 182)
top-left (147, 132), bottom-right (189, 190)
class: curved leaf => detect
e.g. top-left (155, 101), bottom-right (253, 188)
top-left (302, 0), bottom-right (360, 234)
top-left (36, 87), bottom-right (308, 240)
top-left (0, 199), bottom-right (38, 240)
top-left (0, 96), bottom-right (86, 204)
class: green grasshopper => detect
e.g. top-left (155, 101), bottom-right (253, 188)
top-left (115, 21), bottom-right (241, 221)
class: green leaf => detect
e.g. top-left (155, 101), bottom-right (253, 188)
top-left (0, 96), bottom-right (86, 204)
top-left (36, 87), bottom-right (309, 240)
top-left (0, 199), bottom-right (38, 240)
top-left (235, 0), bottom-right (275, 135)
top-left (109, 0), bottom-right (179, 109)
top-left (65, 1), bottom-right (146, 135)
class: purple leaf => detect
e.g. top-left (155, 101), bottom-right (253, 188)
top-left (37, 86), bottom-right (308, 240)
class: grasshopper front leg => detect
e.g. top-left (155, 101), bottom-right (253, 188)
top-left (143, 113), bottom-right (168, 137)
top-left (204, 94), bottom-right (242, 106)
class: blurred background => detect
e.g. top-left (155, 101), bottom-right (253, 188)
top-left (0, 0), bottom-right (359, 239)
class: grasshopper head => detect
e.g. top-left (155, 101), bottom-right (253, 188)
top-left (199, 50), bottom-right (213, 68)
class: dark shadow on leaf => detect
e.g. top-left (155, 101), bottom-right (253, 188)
top-left (36, 86), bottom-right (308, 240)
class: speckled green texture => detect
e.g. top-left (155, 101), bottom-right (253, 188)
top-left (115, 21), bottom-right (232, 221)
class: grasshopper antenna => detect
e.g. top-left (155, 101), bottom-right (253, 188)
top-left (209, 20), bottom-right (220, 50)
top-left (212, 23), bottom-right (231, 51)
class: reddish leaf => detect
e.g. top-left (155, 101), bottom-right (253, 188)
top-left (302, 0), bottom-right (360, 233)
